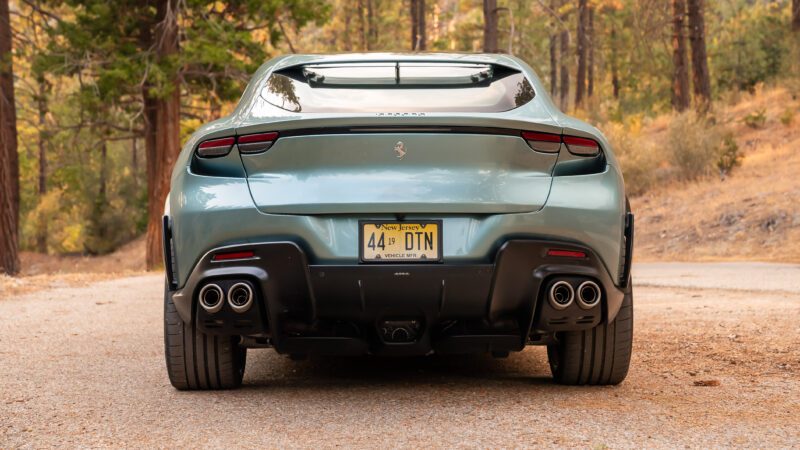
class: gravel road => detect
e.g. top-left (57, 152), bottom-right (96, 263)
top-left (1, 263), bottom-right (799, 448)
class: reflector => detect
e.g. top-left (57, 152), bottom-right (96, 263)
top-left (212, 250), bottom-right (255, 261)
top-left (546, 249), bottom-right (587, 258)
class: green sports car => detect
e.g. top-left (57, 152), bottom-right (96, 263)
top-left (163, 53), bottom-right (634, 390)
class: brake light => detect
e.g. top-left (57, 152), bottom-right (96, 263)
top-left (521, 131), bottom-right (561, 153)
top-left (547, 249), bottom-right (587, 258)
top-left (212, 250), bottom-right (255, 261)
top-left (238, 132), bottom-right (279, 154)
top-left (563, 136), bottom-right (600, 156)
top-left (197, 137), bottom-right (235, 158)
top-left (521, 131), bottom-right (601, 157)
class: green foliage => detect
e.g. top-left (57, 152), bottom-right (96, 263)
top-left (715, 133), bottom-right (742, 179)
top-left (743, 109), bottom-right (767, 128)
top-left (713, 3), bottom-right (789, 92)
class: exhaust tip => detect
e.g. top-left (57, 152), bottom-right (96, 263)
top-left (577, 281), bottom-right (602, 309)
top-left (227, 282), bottom-right (254, 313)
top-left (198, 284), bottom-right (224, 313)
top-left (548, 281), bottom-right (575, 310)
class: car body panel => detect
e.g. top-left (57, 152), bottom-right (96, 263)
top-left (168, 52), bottom-right (627, 297)
top-left (241, 132), bottom-right (557, 215)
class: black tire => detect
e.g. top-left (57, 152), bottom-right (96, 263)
top-left (546, 282), bottom-right (633, 385)
top-left (164, 282), bottom-right (246, 390)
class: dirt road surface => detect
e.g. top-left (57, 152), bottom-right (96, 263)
top-left (1, 263), bottom-right (799, 448)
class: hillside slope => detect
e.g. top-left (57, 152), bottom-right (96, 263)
top-left (631, 87), bottom-right (800, 262)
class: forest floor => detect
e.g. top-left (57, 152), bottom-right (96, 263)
top-left (632, 86), bottom-right (800, 262)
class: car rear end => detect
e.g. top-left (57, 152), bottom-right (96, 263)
top-left (163, 54), bottom-right (633, 385)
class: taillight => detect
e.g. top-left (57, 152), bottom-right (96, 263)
top-left (197, 137), bottom-right (235, 158)
top-left (238, 132), bottom-right (279, 154)
top-left (521, 131), bottom-right (561, 153)
top-left (196, 132), bottom-right (279, 158)
top-left (521, 131), bottom-right (601, 157)
top-left (563, 136), bottom-right (600, 156)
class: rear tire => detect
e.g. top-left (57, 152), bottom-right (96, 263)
top-left (546, 282), bottom-right (633, 385)
top-left (164, 282), bottom-right (246, 390)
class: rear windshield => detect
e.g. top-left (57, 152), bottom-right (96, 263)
top-left (261, 62), bottom-right (535, 113)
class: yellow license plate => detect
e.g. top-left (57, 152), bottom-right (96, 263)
top-left (360, 221), bottom-right (442, 262)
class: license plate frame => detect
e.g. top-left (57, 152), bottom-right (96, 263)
top-left (359, 220), bottom-right (443, 263)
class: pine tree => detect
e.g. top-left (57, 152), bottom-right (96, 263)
top-left (0, 0), bottom-right (20, 274)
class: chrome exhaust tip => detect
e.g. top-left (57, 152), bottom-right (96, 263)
top-left (548, 281), bottom-right (575, 310)
top-left (227, 282), bottom-right (254, 313)
top-left (198, 283), bottom-right (224, 314)
top-left (577, 281), bottom-right (602, 309)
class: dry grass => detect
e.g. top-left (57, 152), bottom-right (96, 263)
top-left (0, 237), bottom-right (147, 299)
top-left (632, 86), bottom-right (800, 262)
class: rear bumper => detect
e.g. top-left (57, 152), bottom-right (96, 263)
top-left (169, 239), bottom-right (628, 356)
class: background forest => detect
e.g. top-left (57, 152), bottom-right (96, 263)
top-left (1, 0), bottom-right (799, 275)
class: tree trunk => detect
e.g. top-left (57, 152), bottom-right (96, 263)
top-left (358, 0), bottom-right (367, 51)
top-left (549, 23), bottom-right (558, 97)
top-left (416, 0), bottom-right (426, 51)
top-left (482, 0), bottom-right (498, 53)
top-left (0, 0), bottom-right (20, 275)
top-left (611, 27), bottom-right (620, 99)
top-left (671, 0), bottom-right (691, 112)
top-left (36, 74), bottom-right (49, 253)
top-left (367, 0), bottom-right (377, 49)
top-left (558, 10), bottom-right (569, 111)
top-left (145, 0), bottom-right (182, 270)
top-left (549, 0), bottom-right (559, 98)
top-left (132, 136), bottom-right (138, 189)
top-left (575, 0), bottom-right (587, 109)
top-left (410, 0), bottom-right (418, 50)
top-left (793, 0), bottom-right (799, 32)
top-left (587, 6), bottom-right (594, 99)
top-left (687, 0), bottom-right (711, 110)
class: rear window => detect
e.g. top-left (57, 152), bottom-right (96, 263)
top-left (261, 62), bottom-right (535, 113)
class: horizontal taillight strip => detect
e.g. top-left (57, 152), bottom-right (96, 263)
top-left (196, 133), bottom-right (279, 158)
top-left (521, 131), bottom-right (600, 156)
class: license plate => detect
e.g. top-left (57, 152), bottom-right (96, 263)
top-left (359, 221), bottom-right (442, 262)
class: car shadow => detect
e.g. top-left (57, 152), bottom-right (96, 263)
top-left (238, 347), bottom-right (557, 391)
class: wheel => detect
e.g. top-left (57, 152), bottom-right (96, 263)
top-left (546, 281), bottom-right (633, 385)
top-left (164, 282), bottom-right (246, 390)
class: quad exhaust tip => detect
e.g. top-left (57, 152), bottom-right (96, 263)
top-left (548, 281), bottom-right (575, 310)
top-left (198, 283), bottom-right (224, 314)
top-left (577, 281), bottom-right (602, 309)
top-left (227, 282), bottom-right (254, 313)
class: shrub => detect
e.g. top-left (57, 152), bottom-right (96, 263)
top-left (604, 122), bottom-right (660, 196)
top-left (779, 108), bottom-right (795, 126)
top-left (743, 109), bottom-right (767, 128)
top-left (667, 111), bottom-right (720, 181)
top-left (716, 134), bottom-right (743, 179)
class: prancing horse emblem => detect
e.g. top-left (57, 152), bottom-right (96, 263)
top-left (394, 141), bottom-right (407, 160)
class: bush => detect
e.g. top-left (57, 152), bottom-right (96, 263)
top-left (604, 122), bottom-right (661, 196)
top-left (743, 109), bottom-right (767, 128)
top-left (780, 108), bottom-right (795, 126)
top-left (716, 134), bottom-right (743, 179)
top-left (667, 111), bottom-right (721, 181)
